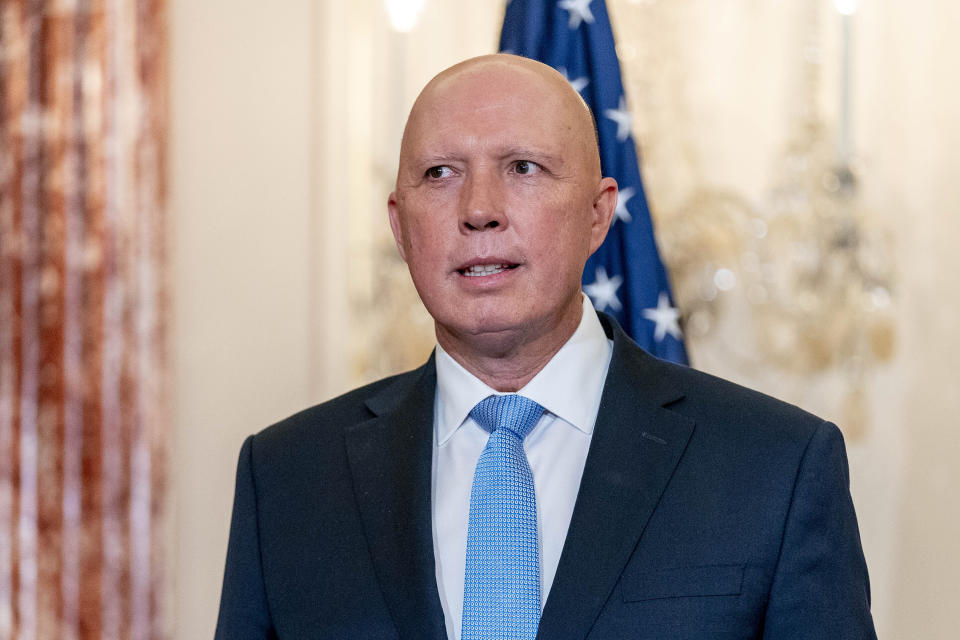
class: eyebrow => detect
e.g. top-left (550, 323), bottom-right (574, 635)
top-left (410, 146), bottom-right (565, 170)
top-left (415, 153), bottom-right (463, 167)
top-left (497, 147), bottom-right (562, 165)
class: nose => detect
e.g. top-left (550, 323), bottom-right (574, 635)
top-left (458, 168), bottom-right (507, 233)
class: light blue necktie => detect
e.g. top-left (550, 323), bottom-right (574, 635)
top-left (462, 394), bottom-right (544, 640)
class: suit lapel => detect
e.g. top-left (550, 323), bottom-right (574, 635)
top-left (344, 357), bottom-right (448, 640)
top-left (538, 317), bottom-right (695, 640)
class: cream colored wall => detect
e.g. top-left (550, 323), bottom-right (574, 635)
top-left (169, 1), bottom-right (314, 637)
top-left (170, 1), bottom-right (960, 638)
top-left (867, 3), bottom-right (960, 633)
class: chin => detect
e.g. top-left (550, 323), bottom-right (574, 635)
top-left (429, 305), bottom-right (516, 338)
top-left (454, 314), bottom-right (520, 338)
top-left (448, 306), bottom-right (555, 342)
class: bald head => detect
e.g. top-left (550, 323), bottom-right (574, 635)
top-left (386, 53), bottom-right (618, 383)
top-left (398, 54), bottom-right (601, 184)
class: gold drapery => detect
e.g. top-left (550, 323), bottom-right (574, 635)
top-left (0, 1), bottom-right (167, 638)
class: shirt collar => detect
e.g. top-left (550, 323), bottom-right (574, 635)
top-left (435, 294), bottom-right (612, 446)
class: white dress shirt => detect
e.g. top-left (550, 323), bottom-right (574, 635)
top-left (432, 294), bottom-right (614, 640)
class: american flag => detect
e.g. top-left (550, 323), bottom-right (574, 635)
top-left (500, 0), bottom-right (689, 364)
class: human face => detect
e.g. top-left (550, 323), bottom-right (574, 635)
top-left (388, 59), bottom-right (616, 356)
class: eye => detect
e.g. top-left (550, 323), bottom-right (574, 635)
top-left (513, 160), bottom-right (540, 175)
top-left (426, 166), bottom-right (453, 179)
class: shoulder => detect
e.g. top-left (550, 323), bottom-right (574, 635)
top-left (247, 358), bottom-right (434, 462)
top-left (601, 310), bottom-right (834, 458)
top-left (671, 360), bottom-right (823, 428)
top-left (652, 356), bottom-right (842, 471)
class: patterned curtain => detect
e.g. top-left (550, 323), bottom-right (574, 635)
top-left (0, 1), bottom-right (167, 638)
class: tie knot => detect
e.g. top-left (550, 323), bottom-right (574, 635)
top-left (470, 394), bottom-right (544, 440)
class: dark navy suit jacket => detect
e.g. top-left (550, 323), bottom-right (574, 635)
top-left (215, 313), bottom-right (876, 639)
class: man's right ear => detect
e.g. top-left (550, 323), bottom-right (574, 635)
top-left (387, 193), bottom-right (408, 263)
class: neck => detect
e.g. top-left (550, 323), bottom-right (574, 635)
top-left (436, 302), bottom-right (583, 392)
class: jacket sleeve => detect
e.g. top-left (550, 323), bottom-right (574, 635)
top-left (762, 421), bottom-right (877, 639)
top-left (214, 435), bottom-right (277, 640)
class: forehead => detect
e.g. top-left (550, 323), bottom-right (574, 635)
top-left (403, 65), bottom-right (581, 159)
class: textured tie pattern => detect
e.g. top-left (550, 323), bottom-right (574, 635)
top-left (462, 394), bottom-right (545, 640)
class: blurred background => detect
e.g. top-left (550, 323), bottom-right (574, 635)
top-left (2, 0), bottom-right (958, 638)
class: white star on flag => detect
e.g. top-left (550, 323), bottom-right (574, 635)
top-left (604, 96), bottom-right (632, 142)
top-left (558, 67), bottom-right (589, 94)
top-left (558, 0), bottom-right (594, 29)
top-left (584, 266), bottom-right (623, 312)
top-left (642, 292), bottom-right (683, 342)
top-left (614, 186), bottom-right (635, 224)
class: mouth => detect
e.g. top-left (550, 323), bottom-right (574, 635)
top-left (457, 263), bottom-right (520, 277)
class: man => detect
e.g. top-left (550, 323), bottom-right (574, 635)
top-left (215, 54), bottom-right (876, 639)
